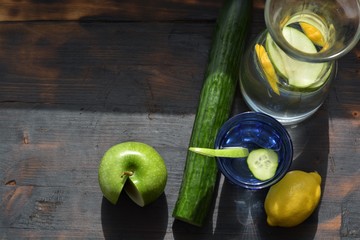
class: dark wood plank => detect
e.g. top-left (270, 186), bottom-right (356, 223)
top-left (0, 0), bottom-right (222, 22)
top-left (0, 0), bottom-right (359, 239)
top-left (0, 21), bottom-right (212, 114)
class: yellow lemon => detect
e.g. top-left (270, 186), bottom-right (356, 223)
top-left (254, 43), bottom-right (280, 95)
top-left (300, 22), bottom-right (326, 47)
top-left (264, 170), bottom-right (322, 227)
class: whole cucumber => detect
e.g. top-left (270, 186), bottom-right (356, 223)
top-left (172, 0), bottom-right (253, 227)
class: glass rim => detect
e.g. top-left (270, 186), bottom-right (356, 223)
top-left (214, 112), bottom-right (293, 189)
top-left (264, 0), bottom-right (360, 62)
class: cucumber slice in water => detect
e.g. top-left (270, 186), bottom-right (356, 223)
top-left (247, 149), bottom-right (278, 181)
top-left (266, 26), bottom-right (327, 88)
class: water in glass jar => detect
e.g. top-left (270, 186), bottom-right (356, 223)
top-left (240, 12), bottom-right (337, 125)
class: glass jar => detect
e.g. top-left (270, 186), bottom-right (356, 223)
top-left (240, 0), bottom-right (360, 125)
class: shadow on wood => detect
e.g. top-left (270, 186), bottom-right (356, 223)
top-left (212, 106), bottom-right (330, 239)
top-left (0, 21), bottom-right (211, 115)
top-left (101, 192), bottom-right (168, 239)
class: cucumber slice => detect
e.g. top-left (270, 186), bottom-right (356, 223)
top-left (189, 147), bottom-right (249, 158)
top-left (247, 149), bottom-right (278, 181)
top-left (266, 26), bottom-right (327, 88)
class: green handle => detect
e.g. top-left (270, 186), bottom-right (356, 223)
top-left (189, 147), bottom-right (249, 158)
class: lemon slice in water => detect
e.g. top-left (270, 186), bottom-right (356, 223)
top-left (255, 43), bottom-right (280, 95)
top-left (299, 22), bottom-right (327, 47)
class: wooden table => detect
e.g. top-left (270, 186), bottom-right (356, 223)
top-left (0, 1), bottom-right (359, 239)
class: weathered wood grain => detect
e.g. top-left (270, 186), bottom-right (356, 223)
top-left (0, 0), bottom-right (359, 239)
top-left (0, 21), bottom-right (213, 114)
top-left (0, 0), bottom-right (222, 22)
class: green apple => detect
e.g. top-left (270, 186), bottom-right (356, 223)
top-left (98, 141), bottom-right (167, 207)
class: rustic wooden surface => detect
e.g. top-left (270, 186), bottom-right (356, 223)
top-left (0, 0), bottom-right (359, 239)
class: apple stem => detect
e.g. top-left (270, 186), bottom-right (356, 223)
top-left (121, 171), bottom-right (134, 177)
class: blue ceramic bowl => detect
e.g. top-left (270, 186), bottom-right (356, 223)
top-left (215, 112), bottom-right (293, 189)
